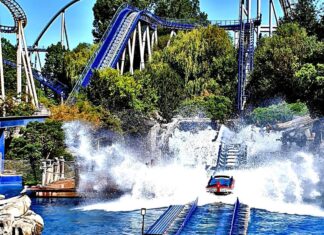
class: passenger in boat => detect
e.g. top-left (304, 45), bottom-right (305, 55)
top-left (229, 176), bottom-right (233, 186)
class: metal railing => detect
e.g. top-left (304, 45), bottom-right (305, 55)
top-left (229, 198), bottom-right (240, 235)
top-left (4, 160), bottom-right (75, 179)
top-left (175, 198), bottom-right (198, 235)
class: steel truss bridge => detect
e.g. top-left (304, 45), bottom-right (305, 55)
top-left (0, 0), bottom-right (296, 111)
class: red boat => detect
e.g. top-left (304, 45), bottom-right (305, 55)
top-left (206, 175), bottom-right (235, 195)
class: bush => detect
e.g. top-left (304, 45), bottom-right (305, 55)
top-left (178, 95), bottom-right (232, 121)
top-left (247, 102), bottom-right (309, 126)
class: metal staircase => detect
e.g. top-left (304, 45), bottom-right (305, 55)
top-left (217, 143), bottom-right (247, 169)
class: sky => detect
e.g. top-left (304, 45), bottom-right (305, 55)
top-left (0, 0), bottom-right (284, 50)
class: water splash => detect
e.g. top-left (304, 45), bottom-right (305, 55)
top-left (64, 121), bottom-right (324, 216)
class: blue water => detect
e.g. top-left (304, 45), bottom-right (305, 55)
top-left (30, 198), bottom-right (165, 235)
top-left (2, 186), bottom-right (324, 234)
top-left (248, 209), bottom-right (324, 234)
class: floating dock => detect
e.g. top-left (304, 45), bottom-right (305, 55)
top-left (24, 179), bottom-right (79, 198)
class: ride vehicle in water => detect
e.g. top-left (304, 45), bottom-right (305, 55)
top-left (206, 175), bottom-right (234, 195)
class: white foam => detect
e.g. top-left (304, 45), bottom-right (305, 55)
top-left (64, 121), bottom-right (324, 216)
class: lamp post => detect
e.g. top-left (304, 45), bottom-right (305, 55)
top-left (141, 208), bottom-right (146, 235)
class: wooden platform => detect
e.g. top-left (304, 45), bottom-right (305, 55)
top-left (25, 179), bottom-right (80, 198)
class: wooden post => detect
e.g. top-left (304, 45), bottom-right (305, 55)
top-left (60, 156), bottom-right (65, 179)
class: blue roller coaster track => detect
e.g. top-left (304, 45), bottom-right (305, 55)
top-left (67, 4), bottom-right (199, 103)
top-left (66, 3), bottom-right (258, 111)
top-left (3, 59), bottom-right (68, 98)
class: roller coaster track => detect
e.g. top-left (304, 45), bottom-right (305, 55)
top-left (0, 0), bottom-right (27, 33)
top-left (279, 0), bottom-right (296, 18)
top-left (66, 4), bottom-right (199, 103)
top-left (31, 0), bottom-right (80, 48)
top-left (3, 59), bottom-right (68, 97)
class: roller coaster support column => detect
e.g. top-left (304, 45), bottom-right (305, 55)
top-left (60, 11), bottom-right (70, 50)
top-left (269, 0), bottom-right (273, 36)
top-left (16, 23), bottom-right (22, 101)
top-left (17, 21), bottom-right (39, 107)
top-left (146, 26), bottom-right (152, 61)
top-left (138, 22), bottom-right (144, 71)
top-left (257, 0), bottom-right (261, 37)
top-left (140, 22), bottom-right (147, 71)
top-left (167, 30), bottom-right (176, 47)
top-left (0, 32), bottom-right (4, 101)
top-left (128, 28), bottom-right (137, 75)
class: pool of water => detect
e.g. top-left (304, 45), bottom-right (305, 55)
top-left (31, 198), bottom-right (165, 235)
top-left (1, 186), bottom-right (324, 234)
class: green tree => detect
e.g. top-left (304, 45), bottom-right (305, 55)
top-left (284, 0), bottom-right (317, 34)
top-left (294, 63), bottom-right (324, 116)
top-left (247, 23), bottom-right (320, 106)
top-left (141, 25), bottom-right (236, 120)
top-left (42, 43), bottom-right (69, 88)
top-left (7, 120), bottom-right (73, 184)
top-left (92, 0), bottom-right (207, 41)
top-left (146, 61), bottom-right (184, 120)
top-left (0, 95), bottom-right (35, 117)
top-left (1, 38), bottom-right (17, 92)
top-left (87, 68), bottom-right (156, 112)
top-left (178, 95), bottom-right (232, 121)
top-left (283, 0), bottom-right (324, 40)
top-left (247, 102), bottom-right (309, 126)
top-left (154, 0), bottom-right (207, 23)
top-left (65, 43), bottom-right (98, 85)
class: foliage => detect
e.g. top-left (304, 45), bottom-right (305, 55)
top-left (7, 120), bottom-right (73, 183)
top-left (247, 23), bottom-right (321, 108)
top-left (1, 38), bottom-right (17, 92)
top-left (65, 43), bottom-right (98, 86)
top-left (141, 25), bottom-right (237, 120)
top-left (178, 95), bottom-right (232, 121)
top-left (293, 63), bottom-right (324, 116)
top-left (50, 101), bottom-right (122, 132)
top-left (154, 0), bottom-right (207, 24)
top-left (0, 95), bottom-right (35, 117)
top-left (247, 102), bottom-right (309, 126)
top-left (92, 0), bottom-right (207, 41)
top-left (87, 68), bottom-right (157, 112)
top-left (282, 0), bottom-right (324, 40)
top-left (42, 43), bottom-right (69, 88)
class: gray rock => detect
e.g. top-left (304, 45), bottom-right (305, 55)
top-left (0, 195), bottom-right (43, 235)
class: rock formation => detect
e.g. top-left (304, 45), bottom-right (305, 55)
top-left (0, 195), bottom-right (43, 235)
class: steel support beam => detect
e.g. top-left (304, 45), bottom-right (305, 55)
top-left (269, 0), bottom-right (273, 36)
top-left (20, 26), bottom-right (38, 107)
top-left (0, 32), bottom-right (4, 102)
top-left (16, 23), bottom-right (22, 102)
